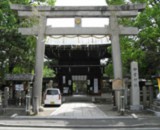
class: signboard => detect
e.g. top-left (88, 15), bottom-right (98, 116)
top-left (72, 75), bottom-right (87, 81)
top-left (5, 74), bottom-right (33, 81)
top-left (15, 84), bottom-right (24, 91)
top-left (62, 76), bottom-right (66, 84)
top-left (112, 79), bottom-right (123, 90)
top-left (68, 80), bottom-right (71, 85)
top-left (94, 78), bottom-right (98, 93)
top-left (87, 80), bottom-right (90, 85)
top-left (63, 87), bottom-right (69, 94)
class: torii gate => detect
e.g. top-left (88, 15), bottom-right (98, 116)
top-left (11, 4), bottom-right (145, 114)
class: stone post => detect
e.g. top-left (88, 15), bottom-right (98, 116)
top-left (142, 86), bottom-right (147, 107)
top-left (130, 61), bottom-right (142, 110)
top-left (149, 86), bottom-right (153, 105)
top-left (33, 15), bottom-right (47, 114)
top-left (0, 91), bottom-right (2, 108)
top-left (26, 94), bottom-right (31, 115)
top-left (4, 87), bottom-right (9, 107)
top-left (123, 78), bottom-right (129, 107)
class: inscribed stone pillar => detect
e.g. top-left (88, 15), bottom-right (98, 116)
top-left (130, 61), bottom-right (142, 110)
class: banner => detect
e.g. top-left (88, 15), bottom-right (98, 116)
top-left (157, 78), bottom-right (160, 92)
top-left (94, 78), bottom-right (98, 93)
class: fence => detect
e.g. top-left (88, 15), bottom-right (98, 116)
top-left (124, 85), bottom-right (158, 109)
top-left (0, 87), bottom-right (32, 108)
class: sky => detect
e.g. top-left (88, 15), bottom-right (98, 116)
top-left (55, 0), bottom-right (107, 6)
top-left (47, 0), bottom-right (108, 27)
top-left (47, 0), bottom-right (110, 47)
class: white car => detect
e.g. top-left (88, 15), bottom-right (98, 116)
top-left (44, 88), bottom-right (62, 106)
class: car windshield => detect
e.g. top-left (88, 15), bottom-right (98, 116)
top-left (46, 90), bottom-right (59, 95)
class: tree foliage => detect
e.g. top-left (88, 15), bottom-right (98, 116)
top-left (106, 0), bottom-right (125, 5)
top-left (0, 0), bottom-right (56, 82)
top-left (135, 0), bottom-right (160, 77)
top-left (105, 0), bottom-right (160, 78)
top-left (43, 65), bottom-right (55, 77)
top-left (0, 1), bottom-right (36, 77)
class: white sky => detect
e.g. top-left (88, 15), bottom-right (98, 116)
top-left (46, 0), bottom-right (110, 46)
top-left (55, 0), bottom-right (107, 6)
top-left (47, 0), bottom-right (108, 27)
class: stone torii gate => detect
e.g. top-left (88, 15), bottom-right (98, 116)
top-left (11, 4), bottom-right (145, 114)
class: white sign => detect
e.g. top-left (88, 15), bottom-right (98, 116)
top-left (94, 78), bottom-right (98, 93)
top-left (68, 80), bottom-right (72, 85)
top-left (15, 84), bottom-right (24, 91)
top-left (87, 80), bottom-right (90, 85)
top-left (62, 76), bottom-right (66, 84)
top-left (72, 75), bottom-right (87, 81)
top-left (63, 87), bottom-right (69, 94)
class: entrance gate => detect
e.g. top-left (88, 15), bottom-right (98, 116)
top-left (11, 4), bottom-right (145, 114)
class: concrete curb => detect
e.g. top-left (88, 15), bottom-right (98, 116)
top-left (1, 116), bottom-right (160, 128)
top-left (12, 115), bottom-right (133, 120)
top-left (0, 123), bottom-right (160, 128)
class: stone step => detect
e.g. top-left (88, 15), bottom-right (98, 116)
top-left (63, 95), bottom-right (92, 102)
top-left (94, 97), bottom-right (113, 104)
top-left (151, 104), bottom-right (160, 112)
top-left (153, 100), bottom-right (160, 106)
top-left (63, 95), bottom-right (113, 103)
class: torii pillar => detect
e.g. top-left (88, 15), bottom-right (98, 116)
top-left (33, 15), bottom-right (47, 114)
top-left (110, 13), bottom-right (123, 110)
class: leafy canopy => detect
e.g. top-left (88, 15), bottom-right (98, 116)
top-left (105, 0), bottom-right (160, 78)
top-left (0, 0), bottom-right (56, 82)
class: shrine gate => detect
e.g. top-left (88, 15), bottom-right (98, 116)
top-left (11, 3), bottom-right (145, 114)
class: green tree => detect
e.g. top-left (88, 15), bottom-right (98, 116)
top-left (0, 0), bottom-right (56, 83)
top-left (106, 0), bottom-right (125, 5)
top-left (134, 0), bottom-right (160, 77)
top-left (0, 0), bottom-right (36, 76)
top-left (43, 65), bottom-right (55, 77)
top-left (46, 0), bottom-right (56, 6)
top-left (105, 0), bottom-right (160, 78)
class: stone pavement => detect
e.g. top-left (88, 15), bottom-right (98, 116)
top-left (1, 101), bottom-right (156, 119)
top-left (50, 102), bottom-right (111, 119)
top-left (0, 102), bottom-right (160, 128)
top-left (8, 101), bottom-right (154, 119)
top-left (37, 102), bottom-right (154, 119)
top-left (44, 94), bottom-right (126, 119)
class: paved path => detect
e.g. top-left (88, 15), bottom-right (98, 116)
top-left (50, 102), bottom-right (108, 119)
